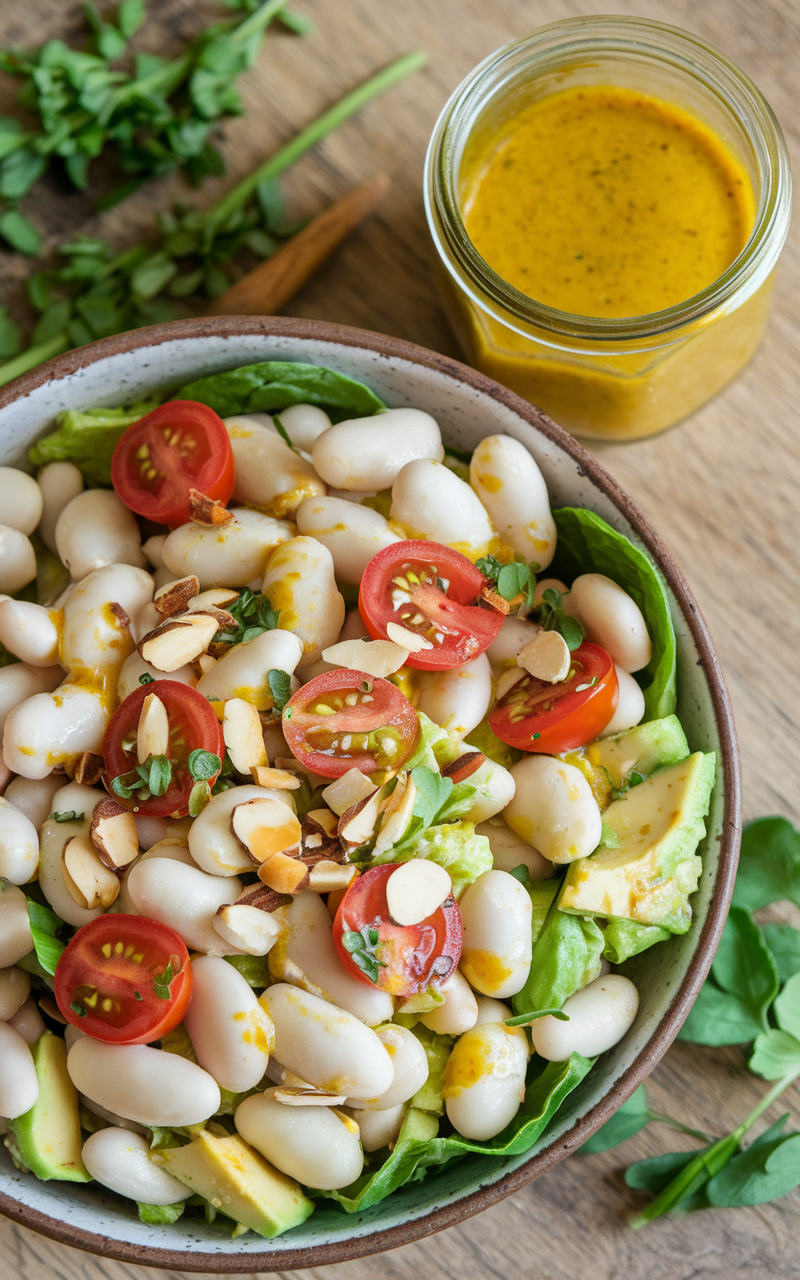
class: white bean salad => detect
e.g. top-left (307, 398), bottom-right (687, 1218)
top-left (0, 362), bottom-right (715, 1237)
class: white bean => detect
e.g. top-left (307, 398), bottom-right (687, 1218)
top-left (599, 666), bottom-right (646, 737)
top-left (312, 408), bottom-right (443, 492)
top-left (295, 496), bottom-right (401, 584)
top-left (0, 468), bottom-right (43, 537)
top-left (261, 984), bottom-right (394, 1100)
top-left (133, 814), bottom-right (192, 851)
top-left (117, 649), bottom-right (198, 701)
top-left (419, 967), bottom-right (478, 1036)
top-left (126, 857), bottom-right (242, 954)
top-left (458, 755), bottom-right (516, 823)
top-left (351, 1103), bottom-right (404, 1153)
top-left (459, 870), bottom-right (532, 998)
top-left (82, 1128), bottom-right (191, 1205)
top-left (530, 975), bottom-right (639, 1060)
top-left (189, 784), bottom-right (292, 876)
top-left (470, 436), bottom-right (556, 569)
top-left (275, 403), bottom-right (332, 451)
top-left (0, 664), bottom-right (62, 737)
top-left (0, 525), bottom-right (36, 595)
top-left (55, 489), bottom-right (145, 580)
top-left (0, 774), bottom-right (62, 830)
top-left (225, 416), bottom-right (325, 517)
top-left (353, 1025), bottom-right (428, 1111)
top-left (0, 884), bottom-right (33, 966)
top-left (0, 965), bottom-right (30, 1019)
top-left (0, 600), bottom-right (59, 667)
top-left (390, 459), bottom-right (497, 560)
top-left (476, 819), bottom-right (552, 881)
top-left (563, 574), bottom-right (651, 673)
top-left (162, 508), bottom-right (293, 588)
top-left (505, 756), bottom-right (602, 864)
top-left (0, 797), bottom-right (39, 884)
top-left (486, 616), bottom-right (540, 669)
top-left (3, 683), bottom-right (108, 779)
top-left (196, 622), bottom-right (303, 710)
top-left (262, 536), bottom-right (344, 671)
top-left (268, 893), bottom-right (394, 1026)
top-left (60, 564), bottom-right (153, 673)
top-left (142, 533), bottom-right (166, 570)
top-left (183, 956), bottom-right (274, 1093)
top-left (444, 1022), bottom-right (529, 1141)
top-left (67, 1038), bottom-right (221, 1126)
top-left (0, 1020), bottom-right (39, 1118)
top-left (37, 462), bottom-right (84, 553)
top-left (8, 995), bottom-right (45, 1045)
top-left (236, 1089), bottom-right (363, 1190)
top-left (473, 995), bottom-right (512, 1026)
top-left (416, 652), bottom-right (492, 740)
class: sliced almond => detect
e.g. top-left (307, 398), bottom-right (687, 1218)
top-left (495, 666), bottom-right (526, 700)
top-left (273, 1087), bottom-right (347, 1107)
top-left (231, 797), bottom-right (302, 864)
top-left (320, 638), bottom-right (410, 678)
top-left (373, 771), bottom-right (417, 855)
top-left (321, 768), bottom-right (376, 817)
top-left (251, 766), bottom-right (301, 791)
top-left (62, 833), bottom-right (121, 910)
top-left (338, 789), bottom-right (384, 849)
top-left (139, 612), bottom-right (219, 671)
top-left (154, 575), bottom-right (200, 618)
top-left (386, 859), bottom-right (452, 927)
top-left (307, 861), bottom-right (358, 894)
top-left (137, 692), bottom-right (169, 763)
top-left (517, 630), bottom-right (571, 683)
top-left (67, 751), bottom-right (105, 786)
top-left (236, 882), bottom-right (291, 913)
top-left (90, 798), bottom-right (139, 872)
top-left (223, 698), bottom-right (268, 774)
top-left (188, 588), bottom-right (240, 612)
top-left (306, 808), bottom-right (339, 838)
top-left (478, 583), bottom-right (511, 615)
top-left (257, 852), bottom-right (309, 894)
top-left (385, 621), bottom-right (434, 652)
top-left (188, 487), bottom-right (234, 527)
top-left (194, 653), bottom-right (218, 677)
top-left (213, 902), bottom-right (281, 955)
top-left (441, 751), bottom-right (486, 784)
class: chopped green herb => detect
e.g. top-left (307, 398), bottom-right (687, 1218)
top-left (69, 1001), bottom-right (87, 1018)
top-left (49, 810), bottom-right (84, 823)
top-left (267, 668), bottom-right (291, 711)
top-left (535, 587), bottom-right (584, 652)
top-left (187, 749), bottom-right (222, 781)
top-left (139, 672), bottom-right (155, 685)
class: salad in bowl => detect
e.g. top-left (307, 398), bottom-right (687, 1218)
top-left (0, 321), bottom-right (735, 1265)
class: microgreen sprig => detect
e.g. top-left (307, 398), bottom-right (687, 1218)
top-left (213, 588), bottom-right (280, 647)
top-left (341, 924), bottom-right (386, 985)
top-left (476, 554), bottom-right (540, 610)
top-left (111, 752), bottom-right (171, 802)
top-left (535, 586), bottom-right (584, 652)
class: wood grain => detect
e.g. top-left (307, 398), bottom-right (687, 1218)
top-left (0, 0), bottom-right (799, 1276)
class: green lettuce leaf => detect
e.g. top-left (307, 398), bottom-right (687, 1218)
top-left (512, 886), bottom-right (604, 1018)
top-left (137, 1200), bottom-right (186, 1224)
top-left (174, 361), bottom-right (386, 422)
top-left (317, 1053), bottom-right (591, 1213)
top-left (409, 1025), bottom-right (453, 1115)
top-left (551, 507), bottom-right (677, 720)
top-left (28, 397), bottom-right (161, 484)
top-left (601, 918), bottom-right (670, 964)
top-left (373, 820), bottom-right (492, 898)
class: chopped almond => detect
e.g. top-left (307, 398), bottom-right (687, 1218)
top-left (305, 808), bottom-right (339, 838)
top-left (257, 852), bottom-right (309, 894)
top-left (62, 833), bottom-right (121, 910)
top-left (307, 861), bottom-right (358, 893)
top-left (495, 666), bottom-right (526, 700)
top-left (213, 902), bottom-right (281, 955)
top-left (154, 575), bottom-right (200, 618)
top-left (250, 765), bottom-right (301, 790)
top-left (90, 799), bottom-right (139, 872)
top-left (273, 1087), bottom-right (347, 1106)
top-left (320, 638), bottom-right (409, 678)
top-left (137, 692), bottom-right (169, 763)
top-left (188, 487), bottom-right (234, 527)
top-left (517, 630), bottom-right (571, 683)
top-left (230, 797), bottom-right (302, 864)
top-left (138, 612), bottom-right (219, 671)
top-left (385, 621), bottom-right (434, 652)
top-left (223, 698), bottom-right (267, 774)
top-left (188, 588), bottom-right (240, 612)
top-left (321, 768), bottom-right (376, 817)
top-left (67, 751), bottom-right (105, 786)
top-left (441, 752), bottom-right (485, 784)
top-left (386, 860), bottom-right (452, 927)
top-left (194, 653), bottom-right (218, 677)
top-left (235, 882), bottom-right (291, 913)
top-left (338, 789), bottom-right (384, 850)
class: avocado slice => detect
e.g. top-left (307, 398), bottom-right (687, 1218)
top-left (586, 714), bottom-right (690, 791)
top-left (560, 751), bottom-right (715, 934)
top-left (6, 1032), bottom-right (90, 1182)
top-left (153, 1128), bottom-right (314, 1238)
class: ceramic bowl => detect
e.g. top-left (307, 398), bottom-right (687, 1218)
top-left (0, 317), bottom-right (740, 1270)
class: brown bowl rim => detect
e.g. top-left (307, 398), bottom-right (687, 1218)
top-left (0, 315), bottom-right (741, 1271)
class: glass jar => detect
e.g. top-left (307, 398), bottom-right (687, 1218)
top-left (424, 18), bottom-right (792, 442)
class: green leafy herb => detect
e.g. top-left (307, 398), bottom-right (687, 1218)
top-left (267, 668), bottom-right (291, 711)
top-left (188, 780), bottom-right (212, 817)
top-left (138, 672), bottom-right (155, 685)
top-left (176, 359), bottom-right (386, 421)
top-left (476, 554), bottom-right (539, 610)
top-left (49, 809), bottom-right (85, 824)
top-left (762, 922), bottom-right (800, 984)
top-left (111, 753), bottom-right (172, 803)
top-left (582, 1087), bottom-right (652, 1154)
top-left (153, 960), bottom-right (175, 1001)
top-left (69, 1000), bottom-right (87, 1018)
top-left (187, 749), bottom-right (222, 781)
top-left (534, 586), bottom-right (584, 651)
top-left (213, 588), bottom-right (279, 647)
top-left (679, 906), bottom-right (779, 1046)
top-left (25, 897), bottom-right (67, 976)
top-left (137, 1201), bottom-right (186, 1225)
top-left (732, 816), bottom-right (800, 913)
top-left (341, 923), bottom-right (385, 984)
top-left (504, 1008), bottom-right (569, 1027)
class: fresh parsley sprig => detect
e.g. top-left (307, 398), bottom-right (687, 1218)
top-left (213, 588), bottom-right (280, 647)
top-left (111, 752), bottom-right (171, 802)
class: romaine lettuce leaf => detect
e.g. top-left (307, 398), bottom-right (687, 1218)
top-left (28, 397), bottom-right (160, 484)
top-left (512, 886), bottom-right (604, 1018)
top-left (409, 1025), bottom-right (454, 1115)
top-left (373, 820), bottom-right (492, 898)
top-left (551, 507), bottom-right (677, 720)
top-left (174, 361), bottom-right (386, 422)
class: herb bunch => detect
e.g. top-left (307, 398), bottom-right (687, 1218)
top-left (583, 816), bottom-right (800, 1224)
top-left (0, 0), bottom-right (308, 253)
top-left (0, 49), bottom-right (425, 389)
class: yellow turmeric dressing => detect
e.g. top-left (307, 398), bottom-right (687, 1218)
top-left (463, 85), bottom-right (754, 318)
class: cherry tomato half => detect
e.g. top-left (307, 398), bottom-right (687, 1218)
top-left (333, 864), bottom-right (462, 998)
top-left (110, 400), bottom-right (234, 528)
top-left (103, 680), bottom-right (224, 817)
top-left (359, 540), bottom-right (504, 670)
top-left (54, 915), bottom-right (192, 1044)
top-left (489, 641), bottom-right (618, 753)
top-left (282, 669), bottom-right (419, 779)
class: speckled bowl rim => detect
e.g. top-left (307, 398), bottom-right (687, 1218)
top-left (0, 316), bottom-right (741, 1271)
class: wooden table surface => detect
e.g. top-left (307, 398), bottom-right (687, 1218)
top-left (0, 0), bottom-right (798, 1276)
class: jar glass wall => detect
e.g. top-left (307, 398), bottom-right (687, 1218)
top-left (424, 18), bottom-right (792, 442)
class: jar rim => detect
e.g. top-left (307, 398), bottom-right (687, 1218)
top-left (424, 16), bottom-right (792, 346)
